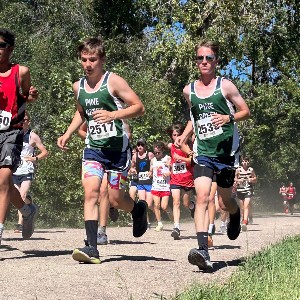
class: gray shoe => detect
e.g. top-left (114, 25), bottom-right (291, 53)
top-left (188, 248), bottom-right (213, 271)
top-left (97, 232), bottom-right (108, 245)
top-left (171, 228), bottom-right (181, 240)
top-left (22, 204), bottom-right (39, 239)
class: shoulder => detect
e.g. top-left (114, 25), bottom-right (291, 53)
top-left (73, 80), bottom-right (80, 93)
top-left (168, 142), bottom-right (173, 149)
top-left (183, 84), bottom-right (191, 96)
top-left (18, 65), bottom-right (30, 77)
top-left (148, 151), bottom-right (154, 160)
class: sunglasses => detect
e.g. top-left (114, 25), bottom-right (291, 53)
top-left (154, 151), bottom-right (161, 155)
top-left (137, 143), bottom-right (144, 147)
top-left (0, 42), bottom-right (9, 49)
top-left (24, 119), bottom-right (29, 121)
top-left (196, 55), bottom-right (216, 63)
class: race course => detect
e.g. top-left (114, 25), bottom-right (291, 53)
top-left (1, 212), bottom-right (299, 300)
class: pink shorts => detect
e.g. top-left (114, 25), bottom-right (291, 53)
top-left (151, 190), bottom-right (170, 197)
top-left (82, 160), bottom-right (127, 190)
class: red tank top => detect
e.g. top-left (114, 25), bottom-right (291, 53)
top-left (0, 64), bottom-right (26, 129)
top-left (170, 144), bottom-right (194, 187)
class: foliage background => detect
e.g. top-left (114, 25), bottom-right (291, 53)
top-left (1, 0), bottom-right (299, 226)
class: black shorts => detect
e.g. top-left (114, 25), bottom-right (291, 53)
top-left (237, 190), bottom-right (253, 200)
top-left (170, 184), bottom-right (195, 194)
top-left (0, 129), bottom-right (23, 172)
top-left (13, 173), bottom-right (34, 186)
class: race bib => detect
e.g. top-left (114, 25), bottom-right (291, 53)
top-left (196, 116), bottom-right (223, 140)
top-left (173, 162), bottom-right (187, 174)
top-left (0, 110), bottom-right (12, 131)
top-left (88, 120), bottom-right (117, 140)
top-left (138, 171), bottom-right (150, 181)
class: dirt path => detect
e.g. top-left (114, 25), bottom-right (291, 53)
top-left (1, 213), bottom-right (299, 300)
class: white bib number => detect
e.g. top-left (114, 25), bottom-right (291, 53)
top-left (0, 110), bottom-right (12, 131)
top-left (138, 171), bottom-right (150, 181)
top-left (197, 116), bottom-right (223, 140)
top-left (173, 162), bottom-right (187, 174)
top-left (88, 120), bottom-right (117, 140)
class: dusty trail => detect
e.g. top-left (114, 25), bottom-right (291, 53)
top-left (1, 213), bottom-right (299, 300)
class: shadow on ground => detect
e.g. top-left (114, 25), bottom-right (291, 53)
top-left (102, 254), bottom-right (175, 264)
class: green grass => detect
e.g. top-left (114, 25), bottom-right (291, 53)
top-left (174, 235), bottom-right (300, 300)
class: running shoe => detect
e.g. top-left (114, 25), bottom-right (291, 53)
top-left (109, 207), bottom-right (119, 222)
top-left (132, 200), bottom-right (148, 237)
top-left (219, 223), bottom-right (227, 234)
top-left (227, 209), bottom-right (241, 240)
top-left (22, 204), bottom-right (39, 239)
top-left (171, 228), bottom-right (180, 240)
top-left (147, 223), bottom-right (151, 230)
top-left (208, 235), bottom-right (214, 248)
top-left (248, 217), bottom-right (253, 225)
top-left (97, 232), bottom-right (108, 245)
top-left (14, 224), bottom-right (23, 233)
top-left (154, 224), bottom-right (164, 232)
top-left (72, 240), bottom-right (101, 264)
top-left (188, 248), bottom-right (213, 271)
top-left (189, 201), bottom-right (195, 219)
top-left (241, 222), bottom-right (247, 232)
top-left (0, 225), bottom-right (3, 245)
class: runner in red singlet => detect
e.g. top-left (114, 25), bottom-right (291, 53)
top-left (0, 28), bottom-right (39, 244)
top-left (168, 124), bottom-right (195, 240)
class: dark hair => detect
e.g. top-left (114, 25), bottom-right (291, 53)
top-left (195, 40), bottom-right (219, 59)
top-left (77, 37), bottom-right (106, 59)
top-left (0, 28), bottom-right (15, 47)
top-left (167, 123), bottom-right (184, 138)
top-left (153, 141), bottom-right (168, 153)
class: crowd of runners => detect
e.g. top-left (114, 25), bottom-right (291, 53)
top-left (0, 28), bottom-right (294, 272)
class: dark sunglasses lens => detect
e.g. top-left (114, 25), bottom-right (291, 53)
top-left (0, 42), bottom-right (8, 49)
top-left (206, 55), bottom-right (215, 62)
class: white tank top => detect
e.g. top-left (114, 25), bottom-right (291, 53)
top-left (14, 129), bottom-right (35, 175)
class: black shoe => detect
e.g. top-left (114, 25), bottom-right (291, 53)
top-left (189, 201), bottom-right (195, 218)
top-left (188, 248), bottom-right (213, 271)
top-left (132, 200), bottom-right (148, 238)
top-left (171, 228), bottom-right (181, 240)
top-left (109, 207), bottom-right (119, 222)
top-left (72, 240), bottom-right (101, 264)
top-left (227, 209), bottom-right (241, 240)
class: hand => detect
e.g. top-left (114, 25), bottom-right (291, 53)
top-left (92, 109), bottom-right (116, 123)
top-left (211, 113), bottom-right (229, 128)
top-left (27, 86), bottom-right (39, 102)
top-left (57, 134), bottom-right (71, 151)
top-left (173, 153), bottom-right (181, 161)
top-left (174, 135), bottom-right (185, 148)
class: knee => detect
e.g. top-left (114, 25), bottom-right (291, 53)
top-left (84, 189), bottom-right (99, 204)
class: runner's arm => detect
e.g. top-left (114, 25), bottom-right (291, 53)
top-left (92, 73), bottom-right (144, 123)
top-left (19, 65), bottom-right (38, 103)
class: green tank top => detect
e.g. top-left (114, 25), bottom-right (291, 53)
top-left (190, 76), bottom-right (239, 157)
top-left (77, 71), bottom-right (129, 151)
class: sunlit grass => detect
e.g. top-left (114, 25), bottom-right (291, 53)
top-left (175, 235), bottom-right (300, 300)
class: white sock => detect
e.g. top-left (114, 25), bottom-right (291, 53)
top-left (0, 223), bottom-right (4, 230)
top-left (158, 221), bottom-right (163, 226)
top-left (174, 223), bottom-right (180, 229)
top-left (98, 226), bottom-right (106, 233)
top-left (208, 223), bottom-right (214, 234)
top-left (19, 204), bottom-right (31, 217)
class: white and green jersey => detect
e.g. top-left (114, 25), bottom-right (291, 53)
top-left (77, 71), bottom-right (129, 151)
top-left (190, 77), bottom-right (239, 157)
